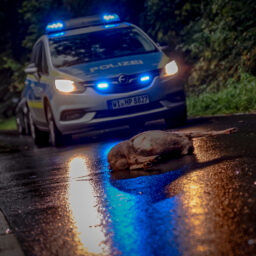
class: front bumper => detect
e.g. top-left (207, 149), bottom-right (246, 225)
top-left (50, 75), bottom-right (186, 135)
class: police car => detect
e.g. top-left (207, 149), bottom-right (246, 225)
top-left (20, 14), bottom-right (187, 146)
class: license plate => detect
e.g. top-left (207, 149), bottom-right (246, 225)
top-left (109, 95), bottom-right (150, 110)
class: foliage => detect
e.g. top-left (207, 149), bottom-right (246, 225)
top-left (145, 0), bottom-right (256, 116)
top-left (187, 72), bottom-right (256, 116)
top-left (1, 0), bottom-right (256, 118)
top-left (20, 0), bottom-right (146, 51)
top-left (144, 0), bottom-right (201, 48)
top-left (0, 0), bottom-right (27, 117)
top-left (179, 0), bottom-right (256, 94)
top-left (0, 117), bottom-right (17, 131)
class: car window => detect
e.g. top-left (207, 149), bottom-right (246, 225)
top-left (37, 44), bottom-right (43, 73)
top-left (49, 27), bottom-right (157, 68)
top-left (41, 44), bottom-right (49, 74)
top-left (31, 42), bottom-right (48, 75)
top-left (31, 43), bottom-right (41, 66)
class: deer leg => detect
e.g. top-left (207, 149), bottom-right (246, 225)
top-left (129, 155), bottom-right (161, 171)
top-left (170, 127), bottom-right (238, 138)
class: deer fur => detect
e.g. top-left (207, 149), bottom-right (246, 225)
top-left (108, 128), bottom-right (237, 171)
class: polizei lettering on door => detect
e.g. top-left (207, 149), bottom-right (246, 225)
top-left (90, 60), bottom-right (144, 73)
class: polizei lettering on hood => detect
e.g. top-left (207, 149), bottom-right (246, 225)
top-left (90, 60), bottom-right (144, 73)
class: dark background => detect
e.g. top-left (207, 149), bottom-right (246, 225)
top-left (1, 0), bottom-right (256, 118)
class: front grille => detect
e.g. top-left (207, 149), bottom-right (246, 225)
top-left (94, 101), bottom-right (162, 119)
top-left (92, 69), bottom-right (161, 94)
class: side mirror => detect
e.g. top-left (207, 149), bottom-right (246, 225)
top-left (157, 43), bottom-right (168, 51)
top-left (24, 63), bottom-right (38, 74)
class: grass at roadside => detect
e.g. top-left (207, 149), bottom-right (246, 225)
top-left (187, 73), bottom-right (256, 116)
top-left (0, 117), bottom-right (17, 131)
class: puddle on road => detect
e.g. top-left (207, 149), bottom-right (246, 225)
top-left (0, 142), bottom-right (21, 154)
top-left (64, 134), bottom-right (249, 256)
top-left (65, 142), bottom-right (194, 255)
top-left (1, 119), bottom-right (256, 256)
top-left (68, 155), bottom-right (109, 255)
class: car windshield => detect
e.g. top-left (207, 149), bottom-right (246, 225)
top-left (49, 27), bottom-right (157, 68)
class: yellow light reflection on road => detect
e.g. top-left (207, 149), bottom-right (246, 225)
top-left (68, 156), bottom-right (108, 255)
top-left (167, 136), bottom-right (241, 255)
top-left (174, 172), bottom-right (210, 255)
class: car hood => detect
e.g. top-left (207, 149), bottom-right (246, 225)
top-left (58, 51), bottom-right (169, 81)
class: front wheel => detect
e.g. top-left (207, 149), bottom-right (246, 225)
top-left (46, 104), bottom-right (70, 146)
top-left (29, 111), bottom-right (49, 146)
top-left (23, 114), bottom-right (31, 135)
top-left (16, 116), bottom-right (26, 135)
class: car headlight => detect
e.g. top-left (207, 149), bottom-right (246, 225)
top-left (164, 60), bottom-right (178, 76)
top-left (55, 80), bottom-right (85, 93)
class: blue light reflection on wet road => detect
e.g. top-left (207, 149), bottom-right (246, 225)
top-left (96, 142), bottom-right (185, 256)
top-left (2, 115), bottom-right (253, 256)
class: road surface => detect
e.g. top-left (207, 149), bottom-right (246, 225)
top-left (1, 115), bottom-right (256, 256)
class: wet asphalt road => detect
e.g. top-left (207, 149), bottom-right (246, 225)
top-left (1, 115), bottom-right (256, 256)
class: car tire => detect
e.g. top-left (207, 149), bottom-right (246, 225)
top-left (165, 106), bottom-right (187, 129)
top-left (29, 111), bottom-right (49, 146)
top-left (16, 116), bottom-right (26, 135)
top-left (46, 104), bottom-right (70, 147)
top-left (24, 114), bottom-right (31, 135)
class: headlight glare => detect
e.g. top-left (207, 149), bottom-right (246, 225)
top-left (165, 60), bottom-right (178, 76)
top-left (55, 80), bottom-right (85, 93)
top-left (55, 80), bottom-right (75, 93)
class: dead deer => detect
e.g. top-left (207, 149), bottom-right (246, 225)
top-left (108, 128), bottom-right (237, 172)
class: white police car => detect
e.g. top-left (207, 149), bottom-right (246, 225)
top-left (21, 14), bottom-right (187, 146)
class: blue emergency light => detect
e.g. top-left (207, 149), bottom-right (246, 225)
top-left (97, 82), bottom-right (110, 90)
top-left (45, 14), bottom-right (120, 34)
top-left (102, 14), bottom-right (120, 22)
top-left (139, 74), bottom-right (152, 83)
top-left (46, 21), bottom-right (65, 33)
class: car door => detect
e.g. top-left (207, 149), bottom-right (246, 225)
top-left (35, 41), bottom-right (50, 124)
top-left (27, 42), bottom-right (41, 123)
top-left (27, 41), bottom-right (50, 125)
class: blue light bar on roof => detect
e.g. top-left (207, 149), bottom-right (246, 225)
top-left (46, 14), bottom-right (120, 34)
top-left (102, 14), bottom-right (120, 22)
top-left (46, 21), bottom-right (65, 33)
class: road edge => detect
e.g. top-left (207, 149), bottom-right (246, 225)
top-left (0, 209), bottom-right (25, 256)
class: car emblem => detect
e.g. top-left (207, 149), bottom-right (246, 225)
top-left (118, 75), bottom-right (129, 84)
